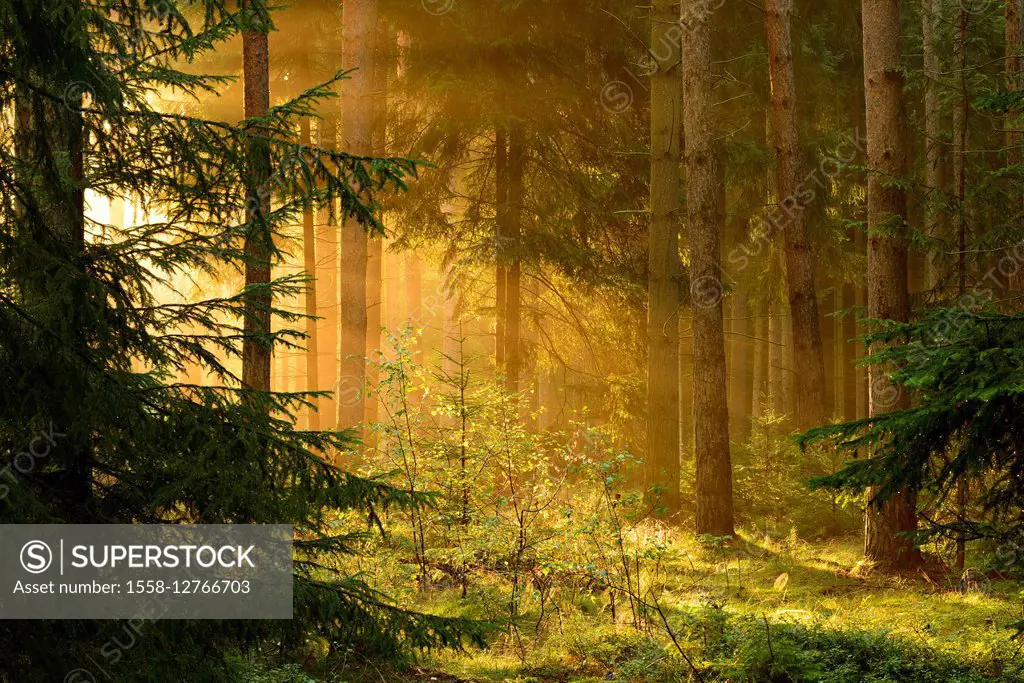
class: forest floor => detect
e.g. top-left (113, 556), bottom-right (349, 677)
top-left (374, 534), bottom-right (1024, 683)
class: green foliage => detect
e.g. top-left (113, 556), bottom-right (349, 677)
top-left (0, 1), bottom-right (477, 680)
top-left (801, 310), bottom-right (1024, 573)
top-left (734, 411), bottom-right (859, 538)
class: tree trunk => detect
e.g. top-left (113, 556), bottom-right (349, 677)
top-left (317, 115), bottom-right (339, 428)
top-left (954, 7), bottom-right (969, 296)
top-left (751, 300), bottom-right (766, 422)
top-left (241, 26), bottom-right (272, 393)
top-left (301, 118), bottom-right (320, 430)
top-left (954, 5), bottom-right (972, 570)
top-left (504, 126), bottom-right (526, 394)
top-left (1008, 0), bottom-right (1024, 293)
top-left (833, 281), bottom-right (846, 419)
top-left (647, 0), bottom-right (683, 514)
top-left (683, 1), bottom-right (734, 536)
top-left (364, 30), bottom-right (390, 427)
top-left (337, 0), bottom-right (379, 433)
top-left (731, 291), bottom-right (752, 440)
top-left (764, 0), bottom-right (826, 429)
top-left (861, 0), bottom-right (922, 571)
top-left (922, 0), bottom-right (946, 290)
top-left (495, 129), bottom-right (508, 368)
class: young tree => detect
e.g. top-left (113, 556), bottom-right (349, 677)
top-left (683, 0), bottom-right (734, 536)
top-left (861, 0), bottom-right (922, 570)
top-left (646, 0), bottom-right (683, 514)
top-left (763, 0), bottom-right (827, 429)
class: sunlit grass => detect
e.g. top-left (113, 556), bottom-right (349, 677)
top-left (401, 533), bottom-right (1024, 682)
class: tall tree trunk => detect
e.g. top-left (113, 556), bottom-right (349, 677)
top-left (504, 126), bottom-right (526, 394)
top-left (364, 29), bottom-right (390, 428)
top-left (861, 0), bottom-right (922, 571)
top-left (301, 118), bottom-right (320, 431)
top-left (751, 300), bottom-right (767, 422)
top-left (647, 0), bottom-right (683, 514)
top-left (833, 281), bottom-right (846, 419)
top-left (317, 115), bottom-right (339, 428)
top-left (242, 25), bottom-right (272, 393)
top-left (854, 275), bottom-right (868, 421)
top-left (337, 0), bottom-right (379, 433)
top-left (922, 0), bottom-right (946, 290)
top-left (764, 0), bottom-right (826, 429)
top-left (404, 253), bottom-right (423, 330)
top-left (954, 7), bottom-right (969, 296)
top-left (731, 291), bottom-right (752, 440)
top-left (954, 5), bottom-right (971, 571)
top-left (1008, 0), bottom-right (1024, 293)
top-left (495, 129), bottom-right (508, 368)
top-left (384, 244), bottom-right (402, 333)
top-left (683, 1), bottom-right (734, 536)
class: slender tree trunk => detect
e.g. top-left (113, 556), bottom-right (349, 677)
top-left (922, 0), bottom-right (946, 290)
top-left (504, 126), bottom-right (526, 394)
top-left (364, 31), bottom-right (389, 427)
top-left (495, 129), bottom-right (508, 368)
top-left (764, 0), bottom-right (826, 429)
top-left (337, 0), bottom-right (379, 432)
top-left (242, 25), bottom-right (272, 393)
top-left (954, 7), bottom-right (969, 296)
top-left (301, 119), bottom-right (320, 430)
top-left (404, 253), bottom-right (423, 329)
top-left (751, 300), bottom-right (766, 422)
top-left (832, 282), bottom-right (843, 418)
top-left (384, 244), bottom-right (402, 333)
top-left (648, 0), bottom-right (683, 514)
top-left (731, 291), bottom-right (752, 440)
top-left (683, 1), bottom-right (734, 536)
top-left (317, 115), bottom-right (339, 428)
top-left (854, 274), bottom-right (868, 420)
top-left (954, 5), bottom-right (971, 570)
top-left (861, 0), bottom-right (922, 571)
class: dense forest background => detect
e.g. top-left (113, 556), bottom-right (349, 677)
top-left (3, 0), bottom-right (1024, 681)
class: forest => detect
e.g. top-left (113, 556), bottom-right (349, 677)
top-left (2, 0), bottom-right (1024, 681)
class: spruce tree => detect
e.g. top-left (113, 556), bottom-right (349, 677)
top-left (0, 2), bottom-right (480, 680)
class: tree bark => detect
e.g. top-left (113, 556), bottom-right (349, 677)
top-left (647, 0), bottom-right (683, 514)
top-left (1008, 1), bottom-right (1024, 292)
top-left (241, 25), bottom-right (272, 393)
top-left (764, 0), bottom-right (826, 429)
top-left (731, 291), bottom-right (752, 440)
top-left (751, 300), bottom-right (766, 422)
top-left (364, 29), bottom-right (390, 427)
top-left (495, 129), bottom-right (508, 368)
top-left (861, 0), bottom-right (922, 571)
top-left (953, 7), bottom-right (969, 296)
top-left (317, 115), bottom-right (339, 428)
top-left (301, 118), bottom-right (320, 430)
top-left (337, 0), bottom-right (379, 433)
top-left (504, 126), bottom-right (526, 394)
top-left (768, 294), bottom-right (785, 414)
top-left (922, 0), bottom-right (946, 290)
top-left (683, 0), bottom-right (734, 536)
